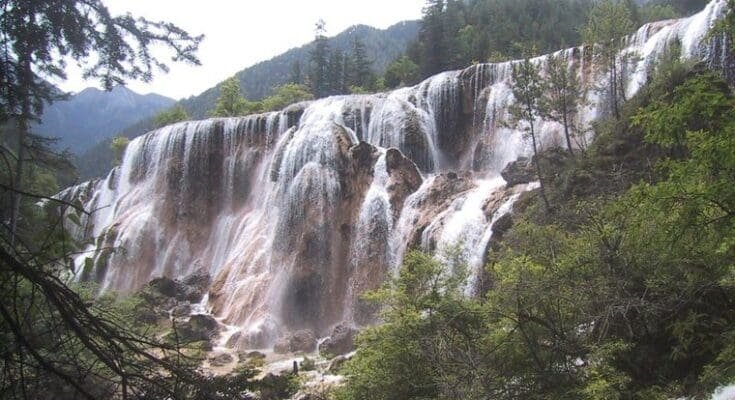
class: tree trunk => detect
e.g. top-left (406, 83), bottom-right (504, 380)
top-left (562, 99), bottom-right (574, 156)
top-left (9, 54), bottom-right (32, 242)
top-left (527, 104), bottom-right (551, 212)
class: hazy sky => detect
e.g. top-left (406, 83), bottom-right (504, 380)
top-left (54, 0), bottom-right (425, 100)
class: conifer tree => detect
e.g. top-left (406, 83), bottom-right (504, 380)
top-left (509, 57), bottom-right (551, 211)
top-left (541, 54), bottom-right (585, 155)
top-left (309, 19), bottom-right (330, 98)
top-left (350, 37), bottom-right (375, 89)
top-left (582, 0), bottom-right (635, 119)
top-left (209, 77), bottom-right (257, 117)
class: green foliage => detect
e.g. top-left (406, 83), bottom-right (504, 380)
top-left (541, 54), bottom-right (585, 155)
top-left (384, 56), bottom-right (420, 88)
top-left (209, 77), bottom-right (259, 117)
top-left (509, 55), bottom-right (551, 210)
top-left (259, 84), bottom-right (314, 112)
top-left (339, 70), bottom-right (735, 400)
top-left (582, 0), bottom-right (636, 118)
top-left (154, 104), bottom-right (191, 128)
top-left (110, 136), bottom-right (130, 166)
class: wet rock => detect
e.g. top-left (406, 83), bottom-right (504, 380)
top-left (350, 141), bottom-right (380, 171)
top-left (273, 336), bottom-right (291, 354)
top-left (239, 350), bottom-right (266, 363)
top-left (290, 330), bottom-right (318, 353)
top-left (501, 157), bottom-right (535, 187)
top-left (385, 148), bottom-right (423, 217)
top-left (273, 330), bottom-right (318, 354)
top-left (400, 107), bottom-right (434, 172)
top-left (171, 302), bottom-right (192, 317)
top-left (180, 269), bottom-right (211, 303)
top-left (177, 314), bottom-right (219, 342)
top-left (492, 213), bottom-right (513, 238)
top-left (146, 277), bottom-right (180, 299)
top-left (328, 354), bottom-right (351, 374)
top-left (209, 353), bottom-right (234, 367)
top-left (319, 324), bottom-right (357, 356)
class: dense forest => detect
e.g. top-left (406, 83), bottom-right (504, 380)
top-left (1, 0), bottom-right (733, 399)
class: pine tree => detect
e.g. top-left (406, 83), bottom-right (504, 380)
top-left (420, 0), bottom-right (447, 77)
top-left (540, 54), bottom-right (585, 155)
top-left (209, 77), bottom-right (258, 117)
top-left (582, 0), bottom-right (635, 119)
top-left (309, 19), bottom-right (330, 98)
top-left (350, 37), bottom-right (375, 89)
top-left (0, 0), bottom-right (201, 240)
top-left (509, 57), bottom-right (551, 211)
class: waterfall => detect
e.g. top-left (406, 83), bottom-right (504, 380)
top-left (59, 0), bottom-right (730, 348)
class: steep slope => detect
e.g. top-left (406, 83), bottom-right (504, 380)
top-left (60, 0), bottom-right (729, 350)
top-left (74, 21), bottom-right (420, 180)
top-left (35, 86), bottom-right (174, 154)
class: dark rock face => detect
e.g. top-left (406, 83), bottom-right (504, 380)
top-left (290, 330), bottom-right (318, 353)
top-left (273, 330), bottom-right (318, 354)
top-left (177, 314), bottom-right (220, 342)
top-left (385, 148), bottom-right (423, 218)
top-left (319, 324), bottom-right (357, 356)
top-left (501, 157), bottom-right (535, 187)
top-left (209, 353), bottom-right (234, 367)
top-left (141, 270), bottom-right (211, 307)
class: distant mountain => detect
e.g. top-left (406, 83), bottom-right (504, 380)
top-left (36, 86), bottom-right (174, 154)
top-left (75, 20), bottom-right (420, 180)
top-left (179, 21), bottom-right (421, 120)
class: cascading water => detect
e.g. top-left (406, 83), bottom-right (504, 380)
top-left (59, 0), bottom-right (730, 348)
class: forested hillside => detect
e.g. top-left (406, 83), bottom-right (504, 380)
top-left (74, 21), bottom-right (419, 179)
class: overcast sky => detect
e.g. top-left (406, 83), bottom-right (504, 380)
top-left (54, 0), bottom-right (425, 100)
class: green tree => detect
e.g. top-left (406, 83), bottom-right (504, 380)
top-left (260, 84), bottom-right (314, 112)
top-left (384, 56), bottom-right (420, 88)
top-left (350, 37), bottom-right (375, 89)
top-left (540, 54), bottom-right (585, 155)
top-left (209, 77), bottom-right (258, 117)
top-left (154, 104), bottom-right (191, 128)
top-left (582, 0), bottom-right (635, 118)
top-left (419, 0), bottom-right (448, 77)
top-left (309, 19), bottom-right (331, 98)
top-left (508, 56), bottom-right (551, 211)
top-left (0, 0), bottom-right (202, 240)
top-left (110, 136), bottom-right (130, 166)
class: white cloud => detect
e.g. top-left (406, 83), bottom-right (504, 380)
top-left (53, 0), bottom-right (424, 100)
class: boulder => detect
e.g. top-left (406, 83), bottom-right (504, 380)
top-left (319, 324), bottom-right (357, 356)
top-left (273, 330), bottom-right (318, 354)
top-left (273, 337), bottom-right (291, 354)
top-left (177, 314), bottom-right (219, 342)
top-left (171, 302), bottom-right (192, 317)
top-left (180, 269), bottom-right (211, 303)
top-left (501, 157), bottom-right (535, 187)
top-left (290, 330), bottom-right (318, 353)
top-left (209, 353), bottom-right (234, 367)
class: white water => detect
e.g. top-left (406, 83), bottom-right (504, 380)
top-left (59, 0), bottom-right (729, 347)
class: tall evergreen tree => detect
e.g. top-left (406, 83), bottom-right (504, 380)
top-left (350, 37), bottom-right (375, 89)
top-left (582, 0), bottom-right (635, 119)
top-left (509, 57), bottom-right (551, 211)
top-left (0, 0), bottom-right (202, 240)
top-left (419, 0), bottom-right (447, 77)
top-left (309, 19), bottom-right (330, 98)
top-left (540, 54), bottom-right (585, 155)
top-left (290, 60), bottom-right (303, 84)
